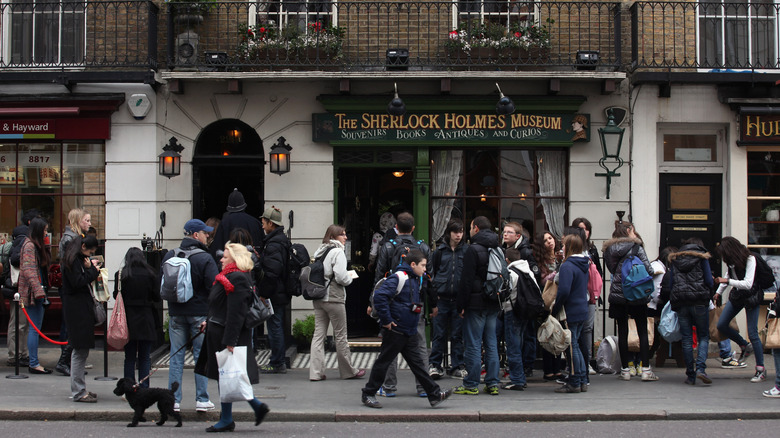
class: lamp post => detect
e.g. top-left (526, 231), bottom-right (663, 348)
top-left (594, 108), bottom-right (625, 199)
top-left (158, 137), bottom-right (184, 179)
top-left (269, 136), bottom-right (292, 175)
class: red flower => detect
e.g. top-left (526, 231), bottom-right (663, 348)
top-left (514, 31), bottom-right (521, 38)
top-left (259, 27), bottom-right (266, 33)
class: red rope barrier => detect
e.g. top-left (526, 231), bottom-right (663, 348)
top-left (21, 304), bottom-right (68, 346)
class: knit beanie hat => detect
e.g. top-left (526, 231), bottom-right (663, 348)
top-left (227, 188), bottom-right (247, 213)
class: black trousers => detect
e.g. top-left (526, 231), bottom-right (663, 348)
top-left (362, 327), bottom-right (441, 403)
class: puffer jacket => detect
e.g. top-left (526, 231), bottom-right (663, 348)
top-left (431, 239), bottom-right (468, 300)
top-left (602, 236), bottom-right (653, 307)
top-left (257, 226), bottom-right (290, 306)
top-left (507, 235), bottom-right (540, 279)
top-left (58, 228), bottom-right (81, 259)
top-left (373, 263), bottom-right (423, 336)
top-left (162, 237), bottom-right (218, 317)
top-left (312, 240), bottom-right (353, 303)
top-left (666, 244), bottom-right (713, 310)
top-left (457, 229), bottom-right (502, 312)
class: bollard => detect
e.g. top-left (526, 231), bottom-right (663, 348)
top-left (6, 293), bottom-right (28, 380)
top-left (94, 301), bottom-right (117, 381)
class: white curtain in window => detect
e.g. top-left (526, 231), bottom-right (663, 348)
top-left (537, 151), bottom-right (566, 238)
top-left (431, 150), bottom-right (463, 242)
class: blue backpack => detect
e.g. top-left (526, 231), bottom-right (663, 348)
top-left (658, 301), bottom-right (682, 342)
top-left (620, 245), bottom-right (654, 302)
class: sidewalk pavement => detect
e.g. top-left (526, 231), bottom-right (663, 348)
top-left (1, 346), bottom-right (779, 423)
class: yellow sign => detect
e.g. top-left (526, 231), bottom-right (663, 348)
top-left (673, 227), bottom-right (708, 231)
top-left (672, 214), bottom-right (708, 221)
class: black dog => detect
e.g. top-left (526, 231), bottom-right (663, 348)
top-left (113, 378), bottom-right (183, 428)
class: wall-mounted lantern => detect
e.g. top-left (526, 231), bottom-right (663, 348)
top-left (594, 108), bottom-right (625, 199)
top-left (158, 136), bottom-right (184, 178)
top-left (269, 136), bottom-right (292, 175)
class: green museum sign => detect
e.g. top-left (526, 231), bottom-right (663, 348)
top-left (312, 112), bottom-right (589, 145)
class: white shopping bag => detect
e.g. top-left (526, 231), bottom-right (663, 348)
top-left (216, 346), bottom-right (253, 403)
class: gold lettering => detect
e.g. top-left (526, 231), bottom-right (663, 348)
top-left (429, 114), bottom-right (441, 129)
top-left (473, 115), bottom-right (487, 129)
top-left (511, 114), bottom-right (522, 128)
top-left (335, 114), bottom-right (349, 129)
top-left (762, 118), bottom-right (774, 137)
top-left (455, 115), bottom-right (467, 129)
top-left (746, 115), bottom-right (760, 137)
top-left (444, 113), bottom-right (456, 129)
top-left (551, 117), bottom-right (561, 130)
top-left (496, 115), bottom-right (506, 129)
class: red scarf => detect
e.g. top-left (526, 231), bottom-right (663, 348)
top-left (214, 262), bottom-right (241, 294)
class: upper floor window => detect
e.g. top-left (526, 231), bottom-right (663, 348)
top-left (6, 0), bottom-right (85, 66)
top-left (698, 0), bottom-right (777, 68)
top-left (253, 0), bottom-right (335, 34)
top-left (456, 0), bottom-right (537, 28)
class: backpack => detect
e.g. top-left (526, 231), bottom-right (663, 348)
top-left (299, 246), bottom-right (336, 301)
top-left (160, 247), bottom-right (204, 303)
top-left (0, 241), bottom-right (11, 285)
top-left (587, 260), bottom-right (602, 303)
top-left (621, 245), bottom-right (654, 302)
top-left (509, 266), bottom-right (547, 322)
top-left (596, 336), bottom-right (621, 374)
top-left (658, 301), bottom-right (682, 342)
top-left (537, 314), bottom-right (571, 355)
top-left (285, 243), bottom-right (310, 297)
top-left (387, 238), bottom-right (424, 274)
top-left (483, 246), bottom-right (509, 302)
top-left (752, 253), bottom-right (775, 291)
top-left (369, 271), bottom-right (408, 321)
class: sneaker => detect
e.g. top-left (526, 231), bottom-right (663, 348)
top-left (500, 382), bottom-right (526, 391)
top-left (453, 385), bottom-right (479, 395)
top-left (739, 344), bottom-right (754, 362)
top-left (588, 364), bottom-right (597, 375)
top-left (428, 364), bottom-right (443, 380)
top-left (451, 368), bottom-right (468, 379)
top-left (619, 368), bottom-right (631, 381)
top-left (376, 387), bottom-right (396, 397)
top-left (362, 394), bottom-right (382, 409)
top-left (173, 403), bottom-right (181, 412)
top-left (684, 376), bottom-right (696, 385)
top-left (580, 384), bottom-right (588, 392)
top-left (196, 400), bottom-right (215, 412)
top-left (628, 363), bottom-right (637, 377)
top-left (260, 364), bottom-right (287, 374)
top-left (696, 372), bottom-right (712, 384)
top-left (483, 385), bottom-right (499, 396)
top-left (554, 383), bottom-right (581, 393)
top-left (751, 367), bottom-right (767, 383)
top-left (430, 387), bottom-right (453, 407)
top-left (641, 367), bottom-right (659, 382)
top-left (417, 391), bottom-right (428, 398)
top-left (721, 356), bottom-right (747, 369)
top-left (763, 386), bottom-right (780, 398)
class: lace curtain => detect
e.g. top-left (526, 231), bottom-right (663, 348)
top-left (537, 151), bottom-right (566, 238)
top-left (431, 150), bottom-right (463, 242)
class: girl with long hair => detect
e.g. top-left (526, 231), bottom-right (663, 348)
top-left (532, 230), bottom-right (560, 285)
top-left (20, 217), bottom-right (51, 374)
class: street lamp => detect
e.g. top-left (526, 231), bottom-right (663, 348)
top-left (594, 108), bottom-right (625, 199)
top-left (387, 82), bottom-right (406, 116)
top-left (495, 83), bottom-right (515, 115)
top-left (269, 136), bottom-right (292, 175)
top-left (158, 136), bottom-right (184, 179)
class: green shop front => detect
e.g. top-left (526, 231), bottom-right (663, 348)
top-left (314, 95), bottom-right (589, 337)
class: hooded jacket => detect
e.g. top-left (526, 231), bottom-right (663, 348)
top-left (551, 255), bottom-right (590, 323)
top-left (312, 240), bottom-right (353, 303)
top-left (431, 238), bottom-right (468, 300)
top-left (373, 263), bottom-right (423, 336)
top-left (665, 244), bottom-right (713, 310)
top-left (258, 225), bottom-right (290, 306)
top-left (457, 229), bottom-right (502, 312)
top-left (161, 237), bottom-right (218, 317)
top-left (506, 235), bottom-right (540, 279)
top-left (602, 236), bottom-right (653, 306)
top-left (503, 259), bottom-right (539, 313)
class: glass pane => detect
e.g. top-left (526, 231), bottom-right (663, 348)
top-left (465, 197), bottom-right (499, 233)
top-left (430, 149), bottom-right (463, 197)
top-left (501, 197), bottom-right (534, 226)
top-left (0, 144), bottom-right (22, 192)
top-left (663, 134), bottom-right (717, 162)
top-left (500, 150), bottom-right (533, 196)
top-left (724, 17), bottom-right (748, 66)
top-left (18, 143), bottom-right (60, 190)
top-left (748, 151), bottom-right (780, 196)
top-left (62, 143), bottom-right (104, 194)
top-left (464, 150), bottom-right (498, 196)
top-left (0, 196), bottom-right (18, 242)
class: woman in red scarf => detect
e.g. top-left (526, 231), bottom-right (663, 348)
top-left (194, 242), bottom-right (269, 432)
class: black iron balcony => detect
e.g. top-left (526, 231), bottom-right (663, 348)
top-left (632, 1), bottom-right (780, 71)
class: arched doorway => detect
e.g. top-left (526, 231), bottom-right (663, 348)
top-left (192, 119), bottom-right (264, 220)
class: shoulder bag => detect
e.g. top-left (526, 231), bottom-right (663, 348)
top-left (107, 278), bottom-right (129, 349)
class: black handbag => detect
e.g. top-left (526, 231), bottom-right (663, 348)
top-left (245, 292), bottom-right (274, 329)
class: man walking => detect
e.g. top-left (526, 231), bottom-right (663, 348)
top-left (258, 206), bottom-right (291, 374)
top-left (456, 216), bottom-right (502, 396)
top-left (163, 219), bottom-right (219, 412)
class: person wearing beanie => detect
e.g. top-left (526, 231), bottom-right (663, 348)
top-left (210, 188), bottom-right (264, 260)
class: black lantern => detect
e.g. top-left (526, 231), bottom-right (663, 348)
top-left (594, 108), bottom-right (625, 199)
top-left (158, 136), bottom-right (184, 179)
top-left (495, 83), bottom-right (515, 115)
top-left (387, 82), bottom-right (406, 116)
top-left (269, 136), bottom-right (292, 175)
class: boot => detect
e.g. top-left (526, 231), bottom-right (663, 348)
top-left (55, 345), bottom-right (72, 376)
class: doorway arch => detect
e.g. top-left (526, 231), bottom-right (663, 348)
top-left (192, 119), bottom-right (264, 220)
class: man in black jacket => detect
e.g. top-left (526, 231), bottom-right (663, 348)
top-left (210, 188), bottom-right (264, 259)
top-left (258, 206), bottom-right (291, 374)
top-left (162, 219), bottom-right (219, 412)
top-left (455, 216), bottom-right (502, 396)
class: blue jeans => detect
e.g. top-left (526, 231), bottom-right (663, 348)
top-left (266, 304), bottom-right (286, 368)
top-left (717, 300), bottom-right (764, 367)
top-left (568, 321), bottom-right (586, 387)
top-left (429, 299), bottom-right (464, 370)
top-left (719, 340), bottom-right (733, 359)
top-left (168, 315), bottom-right (209, 403)
top-left (579, 304), bottom-right (596, 382)
top-left (463, 308), bottom-right (499, 389)
top-left (503, 311), bottom-right (527, 386)
top-left (677, 304), bottom-right (710, 378)
top-left (124, 340), bottom-right (153, 388)
top-left (26, 298), bottom-right (45, 368)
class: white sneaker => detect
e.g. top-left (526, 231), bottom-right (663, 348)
top-left (619, 368), bottom-right (631, 381)
top-left (628, 364), bottom-right (637, 377)
top-left (588, 364), bottom-right (597, 375)
top-left (196, 400), bottom-right (215, 412)
top-left (173, 403), bottom-right (181, 412)
top-left (451, 368), bottom-right (468, 379)
top-left (751, 368), bottom-right (767, 383)
top-left (641, 367), bottom-right (659, 382)
top-left (763, 386), bottom-right (780, 398)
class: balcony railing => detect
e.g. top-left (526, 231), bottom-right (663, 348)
top-left (0, 0), bottom-right (158, 70)
top-left (632, 1), bottom-right (780, 71)
top-left (166, 1), bottom-right (623, 72)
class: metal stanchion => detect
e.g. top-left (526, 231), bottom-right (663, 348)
top-left (7, 293), bottom-right (28, 380)
top-left (94, 301), bottom-right (116, 381)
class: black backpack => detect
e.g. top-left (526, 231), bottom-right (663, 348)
top-left (387, 238), bottom-right (424, 274)
top-left (752, 252), bottom-right (775, 291)
top-left (286, 243), bottom-right (310, 297)
top-left (299, 246), bottom-right (335, 300)
top-left (510, 266), bottom-right (547, 322)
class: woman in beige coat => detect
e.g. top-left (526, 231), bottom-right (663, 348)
top-left (309, 224), bottom-right (366, 381)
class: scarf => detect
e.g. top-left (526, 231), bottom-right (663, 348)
top-left (214, 262), bottom-right (241, 294)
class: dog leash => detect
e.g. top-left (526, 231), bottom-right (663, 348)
top-left (134, 330), bottom-right (204, 389)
